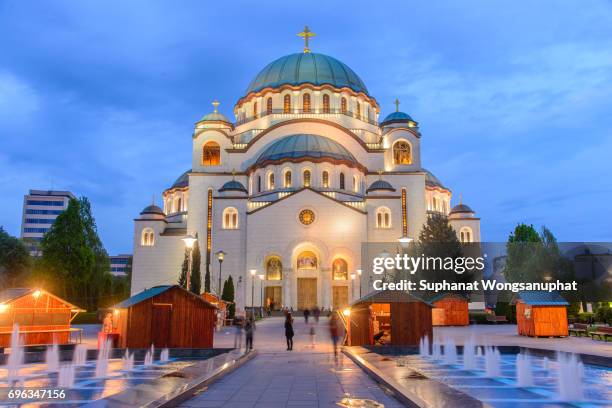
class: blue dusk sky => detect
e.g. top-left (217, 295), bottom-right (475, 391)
top-left (1, 1), bottom-right (611, 254)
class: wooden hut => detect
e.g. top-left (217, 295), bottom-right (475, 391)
top-left (514, 291), bottom-right (569, 337)
top-left (0, 288), bottom-right (84, 347)
top-left (430, 293), bottom-right (469, 326)
top-left (202, 292), bottom-right (232, 326)
top-left (346, 290), bottom-right (432, 346)
top-left (114, 285), bottom-right (216, 348)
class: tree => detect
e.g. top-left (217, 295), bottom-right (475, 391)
top-left (0, 227), bottom-right (31, 288)
top-left (204, 263), bottom-right (211, 293)
top-left (221, 275), bottom-right (235, 318)
top-left (504, 224), bottom-right (542, 283)
top-left (189, 234), bottom-right (201, 294)
top-left (178, 249), bottom-right (188, 288)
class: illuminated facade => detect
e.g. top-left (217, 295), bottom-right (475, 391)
top-left (131, 29), bottom-right (481, 311)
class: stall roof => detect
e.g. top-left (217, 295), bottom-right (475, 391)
top-left (429, 292), bottom-right (469, 303)
top-left (515, 291), bottom-right (569, 306)
top-left (114, 285), bottom-right (217, 309)
top-left (0, 288), bottom-right (85, 311)
top-left (351, 290), bottom-right (433, 307)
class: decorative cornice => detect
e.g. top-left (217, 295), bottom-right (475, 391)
top-left (247, 156), bottom-right (367, 174)
top-left (384, 127), bottom-right (421, 139)
top-left (247, 187), bottom-right (367, 215)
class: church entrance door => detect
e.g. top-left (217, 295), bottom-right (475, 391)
top-left (264, 286), bottom-right (282, 310)
top-left (332, 286), bottom-right (349, 310)
top-left (297, 278), bottom-right (317, 310)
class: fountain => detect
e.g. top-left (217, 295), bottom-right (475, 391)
top-left (542, 356), bottom-right (549, 371)
top-left (143, 344), bottom-right (155, 366)
top-left (557, 353), bottom-right (584, 401)
top-left (6, 324), bottom-right (24, 384)
top-left (516, 353), bottom-right (534, 387)
top-left (73, 344), bottom-right (88, 366)
top-left (95, 339), bottom-right (111, 378)
top-left (431, 340), bottom-right (442, 360)
top-left (57, 363), bottom-right (75, 388)
top-left (475, 346), bottom-right (482, 357)
top-left (160, 348), bottom-right (169, 363)
top-left (462, 337), bottom-right (476, 370)
top-left (123, 349), bottom-right (134, 371)
top-left (45, 342), bottom-right (60, 372)
top-left (484, 346), bottom-right (501, 377)
top-left (419, 335), bottom-right (429, 357)
top-left (443, 338), bottom-right (457, 365)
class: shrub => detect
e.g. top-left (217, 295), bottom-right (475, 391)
top-left (577, 312), bottom-right (594, 323)
top-left (469, 312), bottom-right (488, 324)
top-left (594, 306), bottom-right (612, 324)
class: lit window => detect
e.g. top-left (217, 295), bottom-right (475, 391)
top-left (141, 228), bottom-right (155, 246)
top-left (253, 101), bottom-right (258, 118)
top-left (376, 207), bottom-right (391, 228)
top-left (223, 207), bottom-right (239, 229)
top-left (297, 251), bottom-right (317, 269)
top-left (268, 172), bottom-right (275, 190)
top-left (266, 97), bottom-right (272, 115)
top-left (332, 258), bottom-right (348, 280)
top-left (284, 95), bottom-right (291, 113)
top-left (353, 175), bottom-right (359, 193)
top-left (257, 175), bottom-right (262, 193)
top-left (323, 94), bottom-right (330, 113)
top-left (266, 257), bottom-right (282, 280)
top-left (339, 172), bottom-right (345, 190)
top-left (202, 142), bottom-right (221, 166)
top-left (303, 170), bottom-right (311, 187)
top-left (460, 227), bottom-right (473, 243)
top-left (322, 171), bottom-right (329, 188)
top-left (284, 170), bottom-right (292, 188)
top-left (393, 140), bottom-right (412, 165)
top-left (341, 97), bottom-right (347, 114)
top-left (356, 102), bottom-right (361, 119)
top-left (303, 93), bottom-right (311, 112)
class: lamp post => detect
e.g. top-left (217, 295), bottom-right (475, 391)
top-left (215, 250), bottom-right (226, 297)
top-left (357, 269), bottom-right (362, 298)
top-left (258, 274), bottom-right (265, 317)
top-left (350, 273), bottom-right (356, 301)
top-left (249, 269), bottom-right (256, 318)
top-left (182, 234), bottom-right (197, 290)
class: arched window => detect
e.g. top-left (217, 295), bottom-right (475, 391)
top-left (322, 171), bottom-right (330, 188)
top-left (432, 197), bottom-right (438, 211)
top-left (267, 172), bottom-right (275, 190)
top-left (257, 175), bottom-right (262, 193)
top-left (202, 142), bottom-right (221, 166)
top-left (339, 172), bottom-right (345, 190)
top-left (253, 101), bottom-right (258, 118)
top-left (283, 94), bottom-right (291, 113)
top-left (332, 258), bottom-right (348, 280)
top-left (222, 207), bottom-right (239, 229)
top-left (303, 93), bottom-right (311, 112)
top-left (393, 140), bottom-right (412, 165)
top-left (141, 228), bottom-right (155, 246)
top-left (266, 97), bottom-right (272, 115)
top-left (356, 102), bottom-right (361, 119)
top-left (297, 251), bottom-right (317, 269)
top-left (266, 256), bottom-right (283, 280)
top-left (376, 207), bottom-right (391, 228)
top-left (367, 106), bottom-right (371, 122)
top-left (460, 227), bottom-right (473, 243)
top-left (284, 170), bottom-right (292, 188)
top-left (322, 94), bottom-right (330, 113)
top-left (341, 97), bottom-right (347, 114)
top-left (353, 175), bottom-right (359, 193)
top-left (303, 169), bottom-right (311, 187)
top-left (177, 197), bottom-right (182, 212)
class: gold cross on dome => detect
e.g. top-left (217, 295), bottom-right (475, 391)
top-left (298, 25), bottom-right (316, 53)
top-left (212, 100), bottom-right (220, 113)
top-left (394, 98), bottom-right (400, 112)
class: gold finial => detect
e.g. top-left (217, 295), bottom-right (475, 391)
top-left (459, 193), bottom-right (463, 205)
top-left (297, 25), bottom-right (316, 53)
top-left (394, 98), bottom-right (400, 112)
top-left (212, 100), bottom-right (220, 113)
top-left (378, 169), bottom-right (383, 179)
top-left (231, 168), bottom-right (236, 180)
top-left (152, 194), bottom-right (155, 205)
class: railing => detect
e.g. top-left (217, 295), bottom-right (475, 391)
top-left (247, 201), bottom-right (272, 211)
top-left (235, 109), bottom-right (379, 127)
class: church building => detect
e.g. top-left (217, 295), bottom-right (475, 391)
top-left (131, 28), bottom-right (481, 312)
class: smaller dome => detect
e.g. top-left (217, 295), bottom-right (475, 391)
top-left (450, 203), bottom-right (474, 214)
top-left (219, 180), bottom-right (248, 194)
top-left (382, 111), bottom-right (413, 123)
top-left (141, 204), bottom-right (164, 215)
top-left (200, 101), bottom-right (231, 123)
top-left (169, 170), bottom-right (190, 190)
top-left (366, 180), bottom-right (396, 193)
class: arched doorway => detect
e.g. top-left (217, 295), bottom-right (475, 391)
top-left (296, 250), bottom-right (318, 310)
top-left (264, 256), bottom-right (282, 311)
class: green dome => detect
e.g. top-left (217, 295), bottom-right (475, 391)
top-left (246, 53), bottom-right (369, 96)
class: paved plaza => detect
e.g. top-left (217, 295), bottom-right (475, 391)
top-left (179, 316), bottom-right (404, 408)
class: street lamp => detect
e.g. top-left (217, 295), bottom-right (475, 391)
top-left (357, 269), bottom-right (362, 298)
top-left (249, 269), bottom-right (256, 318)
top-left (398, 235), bottom-right (413, 248)
top-left (215, 250), bottom-right (226, 296)
top-left (350, 273), bottom-right (356, 301)
top-left (258, 274), bottom-right (265, 317)
top-left (182, 234), bottom-right (197, 290)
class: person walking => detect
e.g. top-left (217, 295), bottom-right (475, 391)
top-left (285, 313), bottom-right (295, 351)
top-left (233, 316), bottom-right (244, 349)
top-left (329, 312), bottom-right (340, 358)
top-left (313, 306), bottom-right (320, 323)
top-left (303, 308), bottom-right (310, 323)
top-left (244, 317), bottom-right (255, 351)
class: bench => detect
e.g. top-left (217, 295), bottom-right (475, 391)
top-left (486, 314), bottom-right (508, 324)
top-left (569, 323), bottom-right (589, 337)
top-left (589, 326), bottom-right (612, 341)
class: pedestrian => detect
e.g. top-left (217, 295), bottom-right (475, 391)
top-left (329, 313), bottom-right (339, 358)
top-left (313, 306), bottom-right (320, 323)
top-left (303, 308), bottom-right (310, 323)
top-left (309, 325), bottom-right (316, 348)
top-left (233, 316), bottom-right (243, 349)
top-left (285, 313), bottom-right (294, 351)
top-left (244, 317), bottom-right (255, 351)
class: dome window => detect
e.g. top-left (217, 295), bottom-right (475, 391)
top-left (303, 93), bottom-right (311, 113)
top-left (341, 97), bottom-right (347, 114)
top-left (356, 102), bottom-right (361, 119)
top-left (303, 169), bottom-right (311, 187)
top-left (284, 95), bottom-right (291, 113)
top-left (322, 94), bottom-right (330, 113)
top-left (393, 140), bottom-right (412, 165)
top-left (253, 101), bottom-right (258, 119)
top-left (284, 170), bottom-right (292, 188)
top-left (257, 175), bottom-right (262, 193)
top-left (267, 172), bottom-right (275, 190)
top-left (202, 142), bottom-right (221, 166)
top-left (353, 175), bottom-right (359, 193)
top-left (322, 171), bottom-right (330, 188)
top-left (266, 97), bottom-right (273, 115)
top-left (339, 172), bottom-right (345, 190)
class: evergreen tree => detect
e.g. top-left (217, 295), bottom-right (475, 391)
top-left (505, 223), bottom-right (542, 283)
top-left (189, 234), bottom-right (201, 294)
top-left (221, 275), bottom-right (235, 318)
top-left (0, 227), bottom-right (31, 288)
top-left (205, 264), bottom-right (211, 293)
top-left (178, 249), bottom-right (188, 288)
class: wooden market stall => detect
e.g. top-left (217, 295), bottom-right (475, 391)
top-left (346, 290), bottom-right (433, 346)
top-left (114, 285), bottom-right (217, 348)
top-left (430, 293), bottom-right (469, 326)
top-left (0, 288), bottom-right (84, 347)
top-left (514, 291), bottom-right (569, 337)
top-left (202, 292), bottom-right (232, 326)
